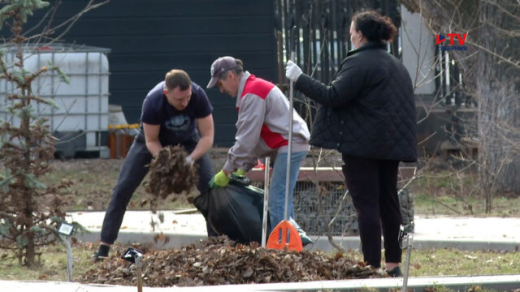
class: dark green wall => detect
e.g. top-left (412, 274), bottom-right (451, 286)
top-left (22, 0), bottom-right (278, 147)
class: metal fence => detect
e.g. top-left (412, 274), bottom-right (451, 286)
top-left (250, 167), bottom-right (416, 236)
top-left (274, 0), bottom-right (474, 108)
top-left (292, 181), bottom-right (358, 235)
top-left (274, 0), bottom-right (401, 85)
top-left (251, 180), bottom-right (414, 236)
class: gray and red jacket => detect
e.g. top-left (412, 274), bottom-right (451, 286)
top-left (223, 72), bottom-right (310, 173)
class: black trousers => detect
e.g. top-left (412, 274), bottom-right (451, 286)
top-left (100, 139), bottom-right (215, 244)
top-left (342, 154), bottom-right (402, 268)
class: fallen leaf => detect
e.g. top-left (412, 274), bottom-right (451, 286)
top-left (77, 236), bottom-right (381, 287)
top-left (242, 267), bottom-right (254, 278)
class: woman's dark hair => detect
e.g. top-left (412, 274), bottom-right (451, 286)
top-left (352, 10), bottom-right (397, 43)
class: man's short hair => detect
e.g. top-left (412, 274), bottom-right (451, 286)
top-left (165, 69), bottom-right (191, 91)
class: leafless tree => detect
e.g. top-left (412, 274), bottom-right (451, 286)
top-left (0, 0), bottom-right (109, 266)
top-left (401, 0), bottom-right (520, 212)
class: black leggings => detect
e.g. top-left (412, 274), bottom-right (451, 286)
top-left (100, 140), bottom-right (215, 244)
top-left (342, 154), bottom-right (402, 268)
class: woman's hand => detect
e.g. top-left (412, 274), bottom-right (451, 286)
top-left (285, 60), bottom-right (303, 82)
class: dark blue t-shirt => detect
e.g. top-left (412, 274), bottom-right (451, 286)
top-left (140, 81), bottom-right (213, 146)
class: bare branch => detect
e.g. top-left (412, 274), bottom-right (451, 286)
top-left (466, 40), bottom-right (520, 69)
top-left (481, 0), bottom-right (520, 22)
top-left (23, 0), bottom-right (61, 38)
top-left (25, 0), bottom-right (110, 44)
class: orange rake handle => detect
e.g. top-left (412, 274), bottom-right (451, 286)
top-left (266, 220), bottom-right (303, 251)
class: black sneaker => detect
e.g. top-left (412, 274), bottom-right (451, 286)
top-left (91, 244), bottom-right (110, 262)
top-left (387, 266), bottom-right (403, 277)
top-left (91, 251), bottom-right (109, 262)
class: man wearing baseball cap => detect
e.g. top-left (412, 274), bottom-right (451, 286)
top-left (206, 56), bottom-right (312, 246)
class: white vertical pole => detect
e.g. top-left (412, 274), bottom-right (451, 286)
top-left (261, 157), bottom-right (271, 247)
top-left (284, 26), bottom-right (298, 222)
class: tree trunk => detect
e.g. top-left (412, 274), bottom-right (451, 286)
top-left (24, 190), bottom-right (36, 266)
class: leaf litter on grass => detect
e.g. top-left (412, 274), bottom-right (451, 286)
top-left (78, 236), bottom-right (382, 287)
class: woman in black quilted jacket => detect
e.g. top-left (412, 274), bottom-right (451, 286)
top-left (286, 10), bottom-right (417, 277)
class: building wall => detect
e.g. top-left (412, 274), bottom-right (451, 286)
top-left (24, 0), bottom-right (278, 147)
top-left (400, 4), bottom-right (436, 95)
top-left (2, 1), bottom-right (469, 155)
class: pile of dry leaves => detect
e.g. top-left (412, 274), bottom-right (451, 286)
top-left (144, 145), bottom-right (199, 212)
top-left (78, 236), bottom-right (382, 287)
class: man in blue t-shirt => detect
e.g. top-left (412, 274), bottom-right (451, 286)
top-left (92, 69), bottom-right (215, 260)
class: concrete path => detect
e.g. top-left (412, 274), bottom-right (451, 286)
top-left (67, 211), bottom-right (520, 251)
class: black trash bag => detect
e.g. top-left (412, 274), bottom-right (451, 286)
top-left (193, 190), bottom-right (209, 218)
top-left (192, 190), bottom-right (218, 236)
top-left (207, 176), bottom-right (268, 244)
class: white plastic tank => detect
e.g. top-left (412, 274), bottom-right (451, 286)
top-left (108, 104), bottom-right (128, 126)
top-left (0, 44), bottom-right (110, 154)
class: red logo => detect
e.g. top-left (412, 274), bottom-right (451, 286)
top-left (436, 33), bottom-right (467, 45)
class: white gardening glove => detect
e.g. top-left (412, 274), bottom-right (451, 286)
top-left (185, 155), bottom-right (194, 166)
top-left (285, 60), bottom-right (303, 82)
